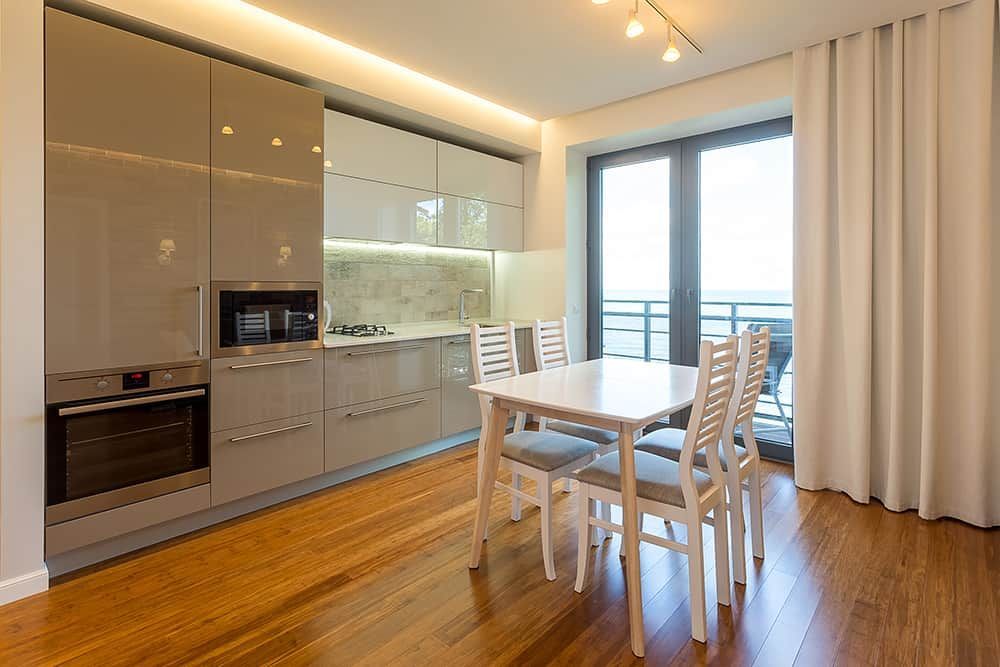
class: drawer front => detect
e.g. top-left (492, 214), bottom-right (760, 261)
top-left (441, 335), bottom-right (483, 436)
top-left (211, 350), bottom-right (324, 432)
top-left (325, 389), bottom-right (441, 472)
top-left (211, 413), bottom-right (324, 506)
top-left (325, 339), bottom-right (440, 408)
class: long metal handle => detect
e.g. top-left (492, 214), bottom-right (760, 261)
top-left (447, 339), bottom-right (470, 345)
top-left (346, 397), bottom-right (425, 417)
top-left (229, 421), bottom-right (312, 443)
top-left (58, 389), bottom-right (206, 417)
top-left (346, 345), bottom-right (425, 356)
top-left (229, 357), bottom-right (313, 370)
top-left (196, 284), bottom-right (204, 357)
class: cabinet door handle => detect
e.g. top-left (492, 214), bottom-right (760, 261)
top-left (196, 284), bottom-right (204, 357)
top-left (229, 421), bottom-right (312, 442)
top-left (346, 345), bottom-right (426, 356)
top-left (447, 339), bottom-right (470, 345)
top-left (229, 357), bottom-right (313, 370)
top-left (58, 389), bottom-right (206, 417)
top-left (346, 397), bottom-right (426, 417)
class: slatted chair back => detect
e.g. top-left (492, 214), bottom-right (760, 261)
top-left (470, 322), bottom-right (521, 432)
top-left (532, 318), bottom-right (571, 370)
top-left (722, 328), bottom-right (771, 458)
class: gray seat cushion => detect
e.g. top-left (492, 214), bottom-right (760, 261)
top-left (502, 431), bottom-right (598, 472)
top-left (634, 427), bottom-right (746, 472)
top-left (545, 420), bottom-right (619, 446)
top-left (575, 450), bottom-right (713, 507)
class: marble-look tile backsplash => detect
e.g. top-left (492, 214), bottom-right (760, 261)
top-left (324, 240), bottom-right (492, 325)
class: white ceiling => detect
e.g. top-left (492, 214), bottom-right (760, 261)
top-left (248, 0), bottom-right (959, 120)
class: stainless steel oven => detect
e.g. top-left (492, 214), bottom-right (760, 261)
top-left (45, 362), bottom-right (210, 525)
top-left (213, 281), bottom-right (322, 358)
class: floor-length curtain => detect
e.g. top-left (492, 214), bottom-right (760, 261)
top-left (792, 0), bottom-right (1000, 526)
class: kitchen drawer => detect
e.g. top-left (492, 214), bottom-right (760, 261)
top-left (441, 335), bottom-right (483, 436)
top-left (325, 338), bottom-right (440, 408)
top-left (211, 413), bottom-right (324, 506)
top-left (325, 389), bottom-right (441, 472)
top-left (211, 350), bottom-right (323, 432)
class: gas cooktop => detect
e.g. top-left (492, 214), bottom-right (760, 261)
top-left (328, 324), bottom-right (395, 337)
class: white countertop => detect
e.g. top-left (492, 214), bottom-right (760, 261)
top-left (323, 319), bottom-right (535, 349)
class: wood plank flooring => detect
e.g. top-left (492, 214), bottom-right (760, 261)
top-left (1, 441), bottom-right (998, 666)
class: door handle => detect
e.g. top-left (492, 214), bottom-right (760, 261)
top-left (229, 421), bottom-right (312, 443)
top-left (196, 284), bottom-right (204, 357)
top-left (346, 397), bottom-right (426, 417)
top-left (229, 357), bottom-right (313, 370)
top-left (346, 345), bottom-right (426, 356)
top-left (58, 389), bottom-right (206, 417)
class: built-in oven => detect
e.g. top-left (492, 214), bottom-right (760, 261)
top-left (45, 362), bottom-right (210, 526)
top-left (213, 281), bottom-right (322, 358)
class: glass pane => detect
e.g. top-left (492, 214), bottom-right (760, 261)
top-left (699, 136), bottom-right (793, 447)
top-left (600, 158), bottom-right (670, 362)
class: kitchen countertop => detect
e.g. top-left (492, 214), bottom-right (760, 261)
top-left (323, 319), bottom-right (535, 349)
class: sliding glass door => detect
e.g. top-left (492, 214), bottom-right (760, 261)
top-left (587, 118), bottom-right (793, 460)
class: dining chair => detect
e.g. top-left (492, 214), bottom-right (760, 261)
top-left (632, 328), bottom-right (770, 584)
top-left (573, 336), bottom-right (738, 643)
top-left (471, 322), bottom-right (598, 581)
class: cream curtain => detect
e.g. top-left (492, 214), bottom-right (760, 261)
top-left (792, 0), bottom-right (1000, 526)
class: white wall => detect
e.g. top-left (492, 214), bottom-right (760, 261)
top-left (0, 0), bottom-right (48, 604)
top-left (496, 55), bottom-right (794, 359)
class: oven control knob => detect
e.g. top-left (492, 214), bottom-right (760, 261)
top-left (96, 378), bottom-right (110, 390)
top-left (162, 371), bottom-right (174, 383)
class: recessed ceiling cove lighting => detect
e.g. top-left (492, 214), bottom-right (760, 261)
top-left (598, 0), bottom-right (702, 63)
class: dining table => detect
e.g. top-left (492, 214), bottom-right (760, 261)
top-left (468, 356), bottom-right (700, 657)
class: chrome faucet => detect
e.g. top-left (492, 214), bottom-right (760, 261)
top-left (459, 288), bottom-right (485, 322)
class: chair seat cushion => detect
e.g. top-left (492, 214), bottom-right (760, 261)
top-left (545, 420), bottom-right (619, 446)
top-left (575, 450), bottom-right (713, 507)
top-left (502, 431), bottom-right (598, 472)
top-left (634, 427), bottom-right (746, 472)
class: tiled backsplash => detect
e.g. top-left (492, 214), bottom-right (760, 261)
top-left (324, 240), bottom-right (492, 325)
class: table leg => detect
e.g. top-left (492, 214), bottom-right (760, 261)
top-left (469, 399), bottom-right (510, 568)
top-left (618, 425), bottom-right (646, 657)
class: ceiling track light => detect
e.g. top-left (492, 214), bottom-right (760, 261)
top-left (662, 24), bottom-right (681, 62)
top-left (625, 0), bottom-right (644, 38)
top-left (600, 0), bottom-right (703, 61)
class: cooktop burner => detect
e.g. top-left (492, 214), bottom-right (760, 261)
top-left (329, 324), bottom-right (395, 337)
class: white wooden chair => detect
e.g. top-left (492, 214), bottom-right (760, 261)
top-left (573, 337), bottom-right (738, 643)
top-left (633, 328), bottom-right (770, 584)
top-left (471, 322), bottom-right (598, 581)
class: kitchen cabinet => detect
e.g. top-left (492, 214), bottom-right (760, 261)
top-left (44, 9), bottom-right (211, 374)
top-left (324, 174), bottom-right (438, 244)
top-left (211, 60), bottom-right (324, 282)
top-left (437, 141), bottom-right (523, 207)
top-left (325, 339), bottom-right (441, 408)
top-left (517, 329), bottom-right (537, 374)
top-left (441, 335), bottom-right (482, 436)
top-left (438, 195), bottom-right (523, 251)
top-left (324, 110), bottom-right (437, 191)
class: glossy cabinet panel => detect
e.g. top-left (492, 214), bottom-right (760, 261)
top-left (437, 141), bottom-right (523, 207)
top-left (211, 61), bottom-right (323, 282)
top-left (45, 10), bottom-right (210, 374)
top-left (324, 174), bottom-right (438, 244)
top-left (210, 350), bottom-right (324, 432)
top-left (438, 195), bottom-right (523, 251)
top-left (516, 329), bottom-right (537, 374)
top-left (325, 339), bottom-right (441, 408)
top-left (441, 336), bottom-right (483, 437)
top-left (325, 389), bottom-right (441, 472)
top-left (211, 413), bottom-right (324, 505)
top-left (324, 110), bottom-right (437, 191)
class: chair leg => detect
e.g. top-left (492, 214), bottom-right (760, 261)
top-left (687, 511), bottom-right (707, 643)
top-left (748, 463), bottom-right (765, 560)
top-left (713, 503), bottom-right (731, 607)
top-left (619, 512), bottom-right (644, 559)
top-left (727, 471), bottom-right (747, 585)
top-left (541, 477), bottom-right (556, 581)
top-left (595, 500), bottom-right (611, 546)
top-left (575, 486), bottom-right (594, 593)
top-left (510, 472), bottom-right (522, 522)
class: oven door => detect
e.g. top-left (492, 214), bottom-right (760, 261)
top-left (213, 281), bottom-right (322, 357)
top-left (46, 387), bottom-right (210, 525)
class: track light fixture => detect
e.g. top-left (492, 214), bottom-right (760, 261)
top-left (596, 0), bottom-right (702, 63)
top-left (625, 1), bottom-right (644, 38)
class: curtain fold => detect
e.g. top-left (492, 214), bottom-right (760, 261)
top-left (792, 0), bottom-right (999, 526)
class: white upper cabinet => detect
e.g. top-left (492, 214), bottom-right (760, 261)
top-left (438, 195), bottom-right (522, 251)
top-left (437, 142), bottom-right (523, 207)
top-left (324, 173), bottom-right (438, 245)
top-left (324, 110), bottom-right (437, 191)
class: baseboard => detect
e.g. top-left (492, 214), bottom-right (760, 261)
top-left (0, 568), bottom-right (49, 605)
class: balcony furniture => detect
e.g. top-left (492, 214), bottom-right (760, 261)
top-left (633, 328), bottom-right (770, 584)
top-left (469, 323), bottom-right (597, 581)
top-left (469, 356), bottom-right (700, 657)
top-left (746, 321), bottom-right (792, 440)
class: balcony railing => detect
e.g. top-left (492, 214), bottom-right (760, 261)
top-left (602, 298), bottom-right (793, 445)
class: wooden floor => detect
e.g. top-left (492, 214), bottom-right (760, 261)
top-left (2, 442), bottom-right (998, 666)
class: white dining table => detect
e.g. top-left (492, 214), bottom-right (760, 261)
top-left (468, 357), bottom-right (699, 658)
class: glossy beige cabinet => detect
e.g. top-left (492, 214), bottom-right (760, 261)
top-left (441, 335), bottom-right (483, 436)
top-left (324, 110), bottom-right (437, 191)
top-left (516, 329), bottom-right (537, 374)
top-left (45, 10), bottom-right (211, 374)
top-left (325, 339), bottom-right (441, 408)
top-left (438, 195), bottom-right (523, 251)
top-left (437, 142), bottom-right (523, 207)
top-left (325, 389), bottom-right (441, 472)
top-left (211, 61), bottom-right (324, 282)
top-left (211, 413), bottom-right (324, 505)
top-left (211, 350), bottom-right (324, 432)
top-left (324, 174), bottom-right (438, 244)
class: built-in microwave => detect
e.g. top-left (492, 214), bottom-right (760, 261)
top-left (212, 282), bottom-right (323, 358)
